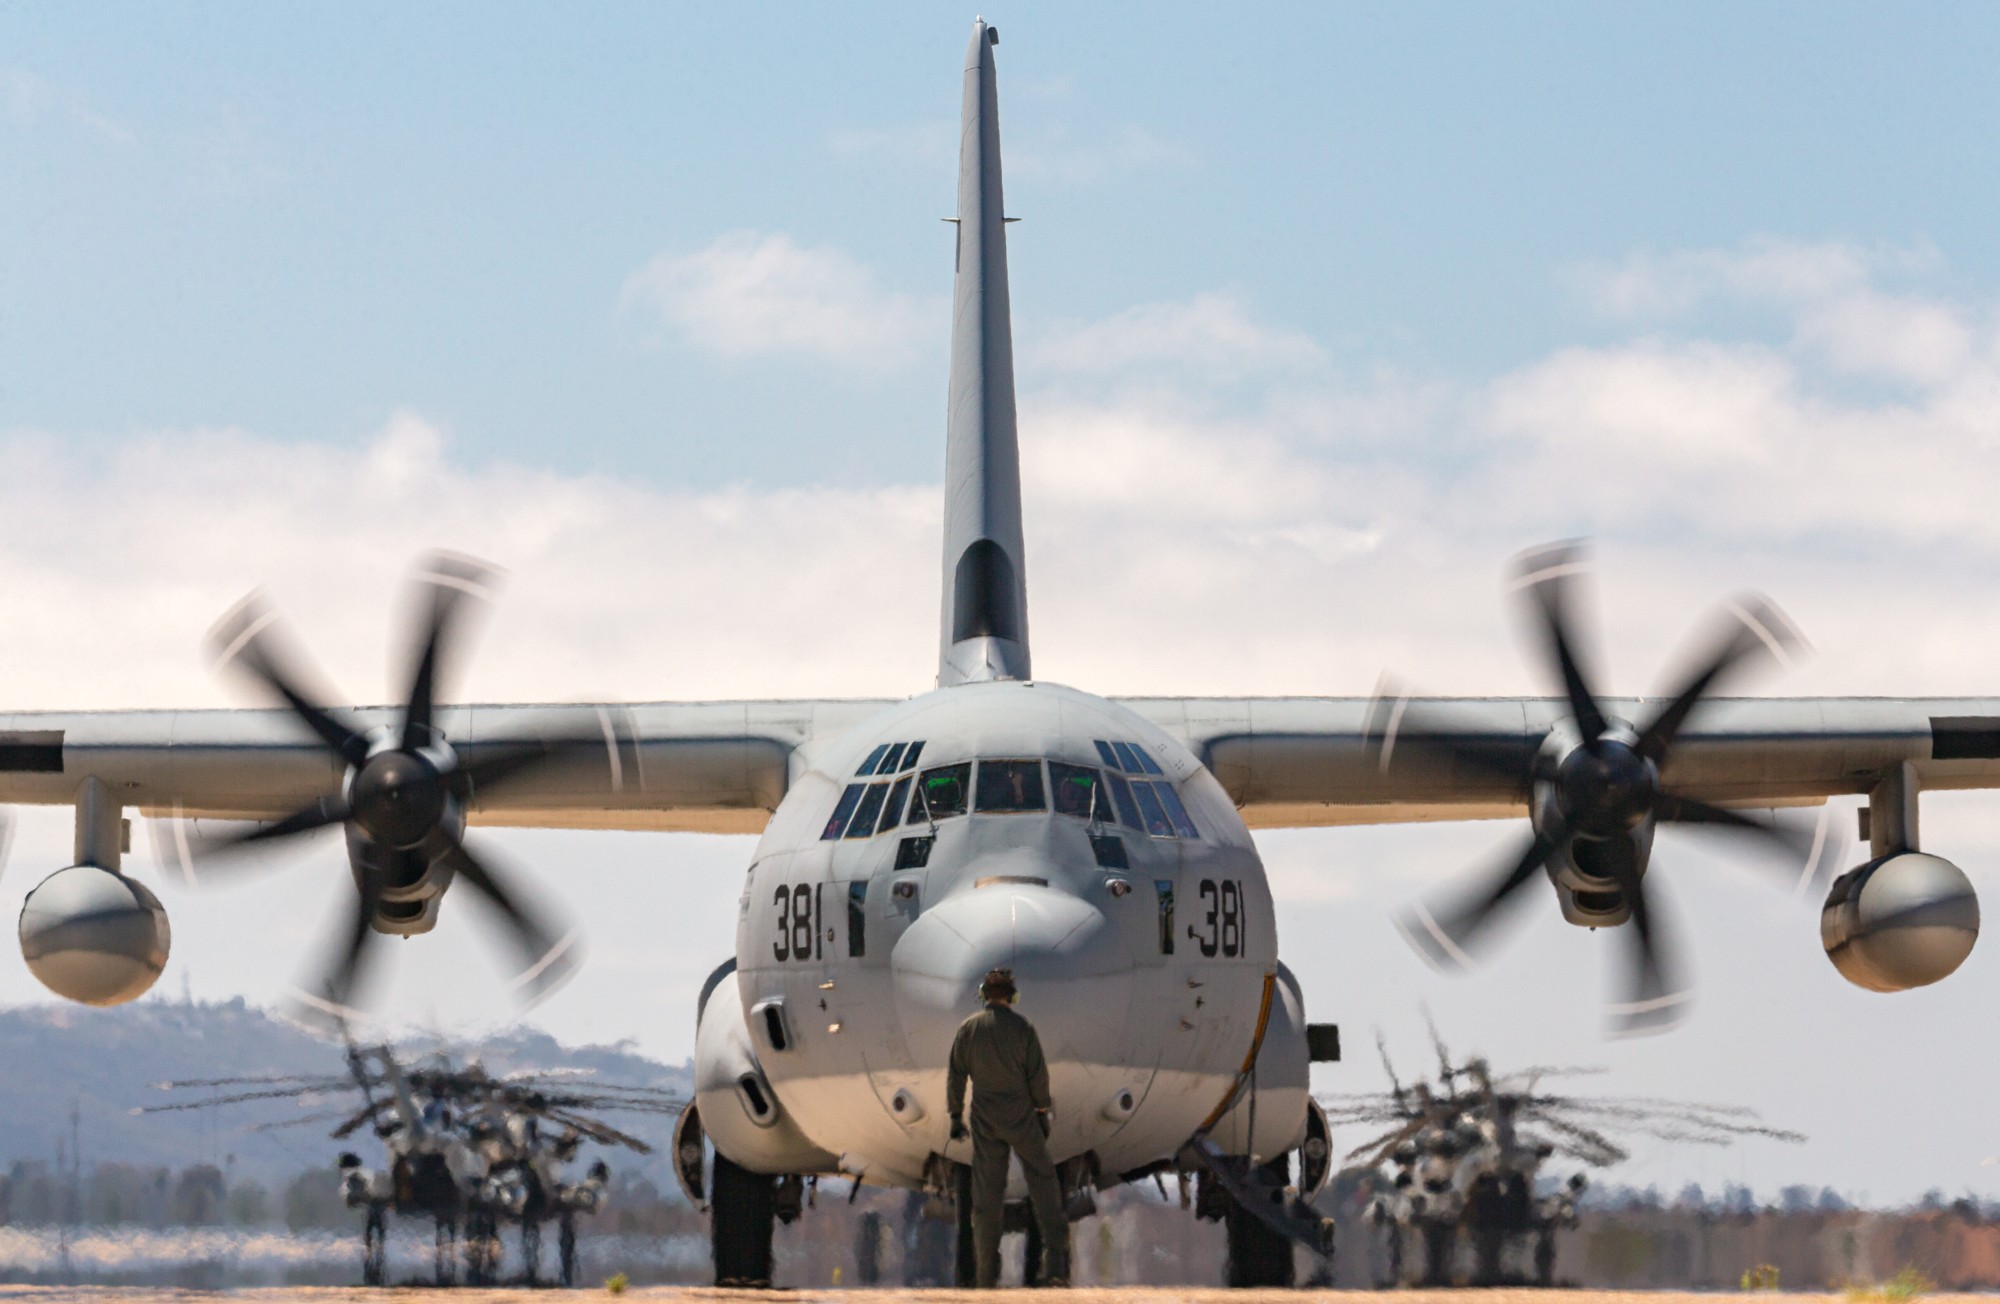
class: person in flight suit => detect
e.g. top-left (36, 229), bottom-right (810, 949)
top-left (946, 967), bottom-right (1070, 1288)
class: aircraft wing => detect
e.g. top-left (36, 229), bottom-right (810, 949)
top-left (1121, 696), bottom-right (2000, 829)
top-left (0, 700), bottom-right (897, 835)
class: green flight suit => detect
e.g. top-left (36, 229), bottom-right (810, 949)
top-left (947, 1001), bottom-right (1069, 1287)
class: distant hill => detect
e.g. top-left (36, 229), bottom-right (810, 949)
top-left (0, 998), bottom-right (692, 1187)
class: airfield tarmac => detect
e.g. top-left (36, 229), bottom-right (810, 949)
top-left (0, 1292), bottom-right (1991, 1303)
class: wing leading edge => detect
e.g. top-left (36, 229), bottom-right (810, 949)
top-left (0, 700), bottom-right (895, 836)
top-left (1121, 695), bottom-right (2000, 829)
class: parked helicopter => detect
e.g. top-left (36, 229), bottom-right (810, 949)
top-left (140, 1040), bottom-right (681, 1286)
top-left (1325, 1029), bottom-right (1802, 1287)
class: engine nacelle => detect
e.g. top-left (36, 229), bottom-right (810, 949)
top-left (19, 865), bottom-right (171, 1005)
top-left (692, 962), bottom-right (838, 1175)
top-left (1821, 852), bottom-right (1979, 992)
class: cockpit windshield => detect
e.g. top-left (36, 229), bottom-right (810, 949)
top-left (975, 759), bottom-right (1046, 813)
top-left (916, 763), bottom-right (972, 819)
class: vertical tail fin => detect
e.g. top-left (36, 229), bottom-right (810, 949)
top-left (938, 18), bottom-right (1031, 687)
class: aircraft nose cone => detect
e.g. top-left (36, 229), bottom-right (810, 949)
top-left (891, 874), bottom-right (1136, 1078)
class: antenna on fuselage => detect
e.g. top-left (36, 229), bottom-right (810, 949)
top-left (938, 18), bottom-right (1031, 688)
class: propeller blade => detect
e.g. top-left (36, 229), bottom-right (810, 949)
top-left (426, 831), bottom-right (582, 1001)
top-left (1398, 824), bottom-right (1568, 972)
top-left (1653, 792), bottom-right (1816, 860)
top-left (454, 733), bottom-right (611, 802)
top-left (1510, 540), bottom-right (1608, 743)
top-left (210, 594), bottom-right (370, 767)
top-left (1636, 594), bottom-right (1805, 763)
top-left (289, 873), bottom-right (385, 1028)
top-left (195, 797), bottom-right (353, 855)
top-left (1596, 838), bottom-right (1691, 1037)
top-left (400, 553), bottom-right (500, 751)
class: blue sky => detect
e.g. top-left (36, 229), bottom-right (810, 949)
top-left (10, 3), bottom-right (2000, 484)
top-left (8, 3), bottom-right (2000, 1204)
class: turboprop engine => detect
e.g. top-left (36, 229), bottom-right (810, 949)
top-left (19, 865), bottom-right (171, 1006)
top-left (1820, 852), bottom-right (1979, 992)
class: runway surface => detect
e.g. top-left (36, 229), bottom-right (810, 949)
top-left (0, 1291), bottom-right (1988, 1303)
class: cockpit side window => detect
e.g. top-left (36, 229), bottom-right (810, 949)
top-left (975, 760), bottom-right (1047, 813)
top-left (878, 775), bottom-right (913, 834)
top-left (1131, 746), bottom-right (1166, 776)
top-left (918, 763), bottom-right (972, 818)
top-left (1048, 762), bottom-right (1103, 819)
top-left (821, 784), bottom-right (864, 840)
top-left (901, 740), bottom-right (925, 771)
top-left (878, 742), bottom-right (907, 775)
top-left (1093, 739), bottom-right (1121, 769)
top-left (1111, 741), bottom-right (1146, 774)
top-left (1105, 772), bottom-right (1143, 828)
top-left (1152, 781), bottom-right (1200, 839)
top-left (1131, 779), bottom-right (1175, 838)
top-left (845, 783), bottom-right (890, 838)
top-left (858, 744), bottom-right (891, 776)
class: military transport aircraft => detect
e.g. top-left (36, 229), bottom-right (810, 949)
top-left (7, 18), bottom-right (1988, 1289)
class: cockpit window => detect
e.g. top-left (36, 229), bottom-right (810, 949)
top-left (1093, 739), bottom-right (1120, 769)
top-left (1130, 779), bottom-right (1175, 838)
top-left (1048, 762), bottom-right (1104, 820)
top-left (917, 763), bottom-right (972, 819)
top-left (1105, 772), bottom-right (1143, 828)
top-left (878, 775), bottom-right (913, 834)
top-left (901, 740), bottom-right (925, 771)
top-left (878, 742), bottom-right (907, 775)
top-left (858, 744), bottom-right (890, 776)
top-left (975, 760), bottom-right (1046, 813)
top-left (821, 784), bottom-right (864, 840)
top-left (845, 783), bottom-right (890, 839)
top-left (1151, 781), bottom-right (1200, 839)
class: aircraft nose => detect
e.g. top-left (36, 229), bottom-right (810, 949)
top-left (891, 874), bottom-right (1137, 1079)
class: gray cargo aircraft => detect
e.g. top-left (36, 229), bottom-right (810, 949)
top-left (7, 18), bottom-right (1988, 1288)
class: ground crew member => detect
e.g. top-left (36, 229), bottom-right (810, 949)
top-left (946, 967), bottom-right (1069, 1288)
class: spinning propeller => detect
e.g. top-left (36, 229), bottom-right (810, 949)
top-left (1391, 541), bottom-right (1811, 1035)
top-left (197, 554), bottom-right (600, 1019)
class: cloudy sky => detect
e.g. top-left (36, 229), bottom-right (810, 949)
top-left (8, 2), bottom-right (2000, 1202)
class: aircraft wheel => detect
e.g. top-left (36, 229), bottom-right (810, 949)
top-left (1222, 1156), bottom-right (1295, 1288)
top-left (560, 1213), bottom-right (578, 1287)
top-left (362, 1205), bottom-right (387, 1286)
top-left (711, 1153), bottom-right (777, 1286)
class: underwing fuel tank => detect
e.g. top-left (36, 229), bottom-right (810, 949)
top-left (19, 865), bottom-right (171, 1006)
top-left (1821, 852), bottom-right (1979, 992)
top-left (691, 963), bottom-right (838, 1174)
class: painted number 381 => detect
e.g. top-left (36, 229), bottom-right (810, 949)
top-left (772, 884), bottom-right (825, 962)
top-left (1193, 878), bottom-right (1245, 958)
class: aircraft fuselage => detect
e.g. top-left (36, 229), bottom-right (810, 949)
top-left (698, 679), bottom-right (1311, 1189)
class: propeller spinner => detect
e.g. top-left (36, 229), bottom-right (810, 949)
top-left (1392, 541), bottom-right (1812, 1036)
top-left (198, 554), bottom-right (596, 1020)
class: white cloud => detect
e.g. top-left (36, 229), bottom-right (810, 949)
top-left (1028, 293), bottom-right (1324, 381)
top-left (621, 231), bottom-right (933, 368)
top-left (11, 242), bottom-right (2000, 1203)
